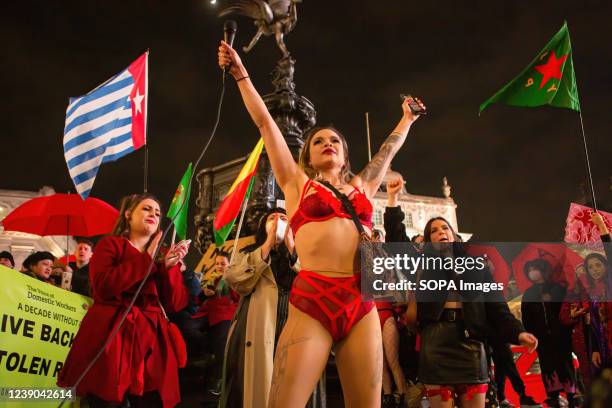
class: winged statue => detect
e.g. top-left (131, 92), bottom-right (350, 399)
top-left (219, 0), bottom-right (301, 57)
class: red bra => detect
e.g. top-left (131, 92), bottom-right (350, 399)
top-left (290, 179), bottom-right (373, 235)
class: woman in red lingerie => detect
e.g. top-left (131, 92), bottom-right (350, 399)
top-left (218, 41), bottom-right (425, 407)
top-left (58, 194), bottom-right (189, 407)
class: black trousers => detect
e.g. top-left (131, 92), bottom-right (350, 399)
top-left (491, 341), bottom-right (525, 400)
top-left (209, 320), bottom-right (232, 380)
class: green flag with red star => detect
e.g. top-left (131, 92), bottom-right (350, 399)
top-left (479, 22), bottom-right (580, 113)
top-left (167, 162), bottom-right (192, 241)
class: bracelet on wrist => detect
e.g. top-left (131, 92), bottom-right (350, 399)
top-left (236, 75), bottom-right (249, 82)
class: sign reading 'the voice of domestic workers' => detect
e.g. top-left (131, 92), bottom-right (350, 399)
top-left (0, 265), bottom-right (92, 407)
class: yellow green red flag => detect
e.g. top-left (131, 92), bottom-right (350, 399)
top-left (213, 138), bottom-right (264, 246)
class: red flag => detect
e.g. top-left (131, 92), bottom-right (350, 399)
top-left (564, 203), bottom-right (612, 248)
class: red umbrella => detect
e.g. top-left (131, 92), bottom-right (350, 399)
top-left (2, 193), bottom-right (119, 237)
top-left (58, 254), bottom-right (76, 265)
top-left (466, 244), bottom-right (512, 294)
top-left (511, 243), bottom-right (584, 292)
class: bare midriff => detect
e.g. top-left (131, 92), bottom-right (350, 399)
top-left (293, 216), bottom-right (368, 277)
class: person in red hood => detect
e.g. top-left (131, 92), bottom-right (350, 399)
top-left (58, 193), bottom-right (189, 408)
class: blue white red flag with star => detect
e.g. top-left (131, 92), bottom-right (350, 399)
top-left (63, 52), bottom-right (148, 199)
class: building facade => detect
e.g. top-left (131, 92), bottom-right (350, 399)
top-left (0, 186), bottom-right (76, 270)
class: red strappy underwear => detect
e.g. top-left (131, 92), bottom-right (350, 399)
top-left (425, 384), bottom-right (488, 401)
top-left (375, 301), bottom-right (396, 330)
top-left (289, 270), bottom-right (375, 342)
top-left (290, 179), bottom-right (373, 235)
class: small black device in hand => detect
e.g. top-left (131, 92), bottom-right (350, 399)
top-left (400, 94), bottom-right (427, 115)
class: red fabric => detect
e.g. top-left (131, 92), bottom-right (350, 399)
top-left (426, 387), bottom-right (454, 401)
top-left (1, 193), bottom-right (118, 236)
top-left (465, 245), bottom-right (511, 292)
top-left (213, 170), bottom-right (256, 229)
top-left (167, 322), bottom-right (187, 368)
top-left (289, 179), bottom-right (373, 235)
top-left (375, 301), bottom-right (395, 330)
top-left (456, 384), bottom-right (488, 400)
top-left (565, 203), bottom-right (612, 247)
top-left (560, 297), bottom-right (592, 386)
top-left (289, 270), bottom-right (375, 342)
top-left (127, 53), bottom-right (148, 149)
top-left (505, 345), bottom-right (547, 406)
top-left (425, 384), bottom-right (487, 401)
top-left (57, 236), bottom-right (188, 408)
top-left (58, 254), bottom-right (76, 264)
top-left (191, 292), bottom-right (238, 326)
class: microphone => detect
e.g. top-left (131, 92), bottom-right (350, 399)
top-left (224, 19), bottom-right (237, 48)
top-left (223, 20), bottom-right (237, 76)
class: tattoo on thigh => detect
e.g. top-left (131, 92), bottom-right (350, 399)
top-left (268, 336), bottom-right (311, 408)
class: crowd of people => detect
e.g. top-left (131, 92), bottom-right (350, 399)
top-left (1, 236), bottom-right (94, 294)
top-left (2, 40), bottom-right (611, 408)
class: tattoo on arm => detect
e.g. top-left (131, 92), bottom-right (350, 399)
top-left (359, 133), bottom-right (404, 182)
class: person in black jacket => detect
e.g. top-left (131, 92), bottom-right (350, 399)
top-left (68, 237), bottom-right (94, 296)
top-left (521, 258), bottom-right (578, 408)
top-left (409, 217), bottom-right (538, 408)
top-left (384, 177), bottom-right (410, 243)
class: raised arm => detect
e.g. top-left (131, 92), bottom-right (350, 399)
top-left (592, 212), bottom-right (612, 261)
top-left (353, 97), bottom-right (425, 197)
top-left (218, 41), bottom-right (301, 193)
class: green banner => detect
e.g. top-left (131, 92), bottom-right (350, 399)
top-left (0, 266), bottom-right (92, 407)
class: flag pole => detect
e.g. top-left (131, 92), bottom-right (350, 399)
top-left (578, 112), bottom-right (598, 211)
top-left (143, 49), bottom-right (150, 194)
top-left (365, 112), bottom-right (372, 161)
top-left (230, 195), bottom-right (250, 265)
top-left (144, 146), bottom-right (149, 193)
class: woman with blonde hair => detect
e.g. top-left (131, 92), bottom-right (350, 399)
top-left (218, 41), bottom-right (425, 407)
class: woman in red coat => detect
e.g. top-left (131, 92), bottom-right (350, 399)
top-left (58, 194), bottom-right (189, 407)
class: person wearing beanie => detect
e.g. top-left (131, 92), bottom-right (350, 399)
top-left (23, 251), bottom-right (56, 284)
top-left (0, 251), bottom-right (15, 269)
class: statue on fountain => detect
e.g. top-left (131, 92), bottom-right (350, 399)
top-left (219, 0), bottom-right (302, 57)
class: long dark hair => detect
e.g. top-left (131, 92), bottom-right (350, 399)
top-left (583, 253), bottom-right (611, 288)
top-left (298, 126), bottom-right (351, 182)
top-left (423, 217), bottom-right (460, 243)
top-left (111, 193), bottom-right (162, 249)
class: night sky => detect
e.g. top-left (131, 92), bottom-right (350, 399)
top-left (2, 0), bottom-right (611, 249)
